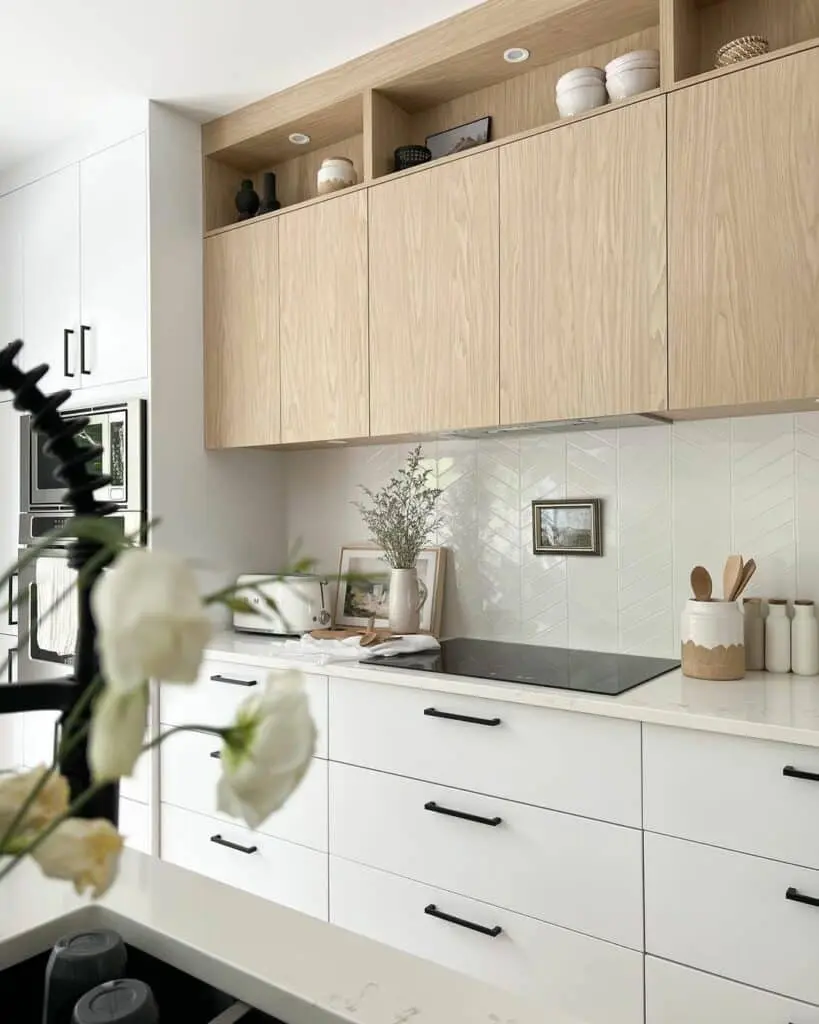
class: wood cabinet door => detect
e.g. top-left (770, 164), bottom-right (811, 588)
top-left (279, 192), bottom-right (368, 443)
top-left (369, 151), bottom-right (500, 436)
top-left (669, 50), bottom-right (819, 409)
top-left (204, 220), bottom-right (279, 448)
top-left (79, 134), bottom-right (148, 388)
top-left (500, 97), bottom-right (667, 424)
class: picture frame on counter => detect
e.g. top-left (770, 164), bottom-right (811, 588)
top-left (425, 116), bottom-right (491, 160)
top-left (335, 545), bottom-right (446, 635)
top-left (532, 498), bottom-right (603, 556)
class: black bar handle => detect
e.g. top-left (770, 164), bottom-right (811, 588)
top-left (79, 325), bottom-right (91, 375)
top-left (783, 765), bottom-right (819, 783)
top-left (786, 886), bottom-right (819, 908)
top-left (424, 800), bottom-right (502, 827)
top-left (7, 573), bottom-right (17, 627)
top-left (424, 707), bottom-right (501, 727)
top-left (209, 750), bottom-right (221, 759)
top-left (210, 833), bottom-right (257, 855)
top-left (210, 673), bottom-right (258, 687)
top-left (424, 904), bottom-right (502, 938)
top-left (63, 328), bottom-right (75, 378)
top-left (7, 647), bottom-right (14, 685)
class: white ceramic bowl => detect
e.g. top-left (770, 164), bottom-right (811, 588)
top-left (605, 65), bottom-right (660, 101)
top-left (605, 49), bottom-right (660, 75)
top-left (556, 66), bottom-right (605, 93)
top-left (556, 80), bottom-right (608, 117)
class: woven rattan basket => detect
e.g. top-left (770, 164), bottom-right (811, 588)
top-left (715, 35), bottom-right (770, 67)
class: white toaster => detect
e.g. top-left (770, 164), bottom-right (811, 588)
top-left (233, 574), bottom-right (331, 635)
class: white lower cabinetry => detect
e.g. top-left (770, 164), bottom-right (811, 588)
top-left (119, 796), bottom-right (150, 854)
top-left (161, 803), bottom-right (328, 921)
top-left (645, 957), bottom-right (819, 1024)
top-left (330, 856), bottom-right (644, 1024)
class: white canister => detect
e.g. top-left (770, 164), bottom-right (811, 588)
top-left (792, 600), bottom-right (819, 676)
top-left (743, 598), bottom-right (765, 671)
top-left (680, 599), bottom-right (745, 680)
top-left (765, 600), bottom-right (791, 673)
top-left (317, 157), bottom-right (357, 196)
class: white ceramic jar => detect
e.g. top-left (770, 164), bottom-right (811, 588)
top-left (742, 597), bottom-right (765, 671)
top-left (316, 157), bottom-right (358, 196)
top-left (555, 66), bottom-right (607, 117)
top-left (681, 599), bottom-right (745, 680)
top-left (765, 600), bottom-right (791, 673)
top-left (792, 600), bottom-right (819, 676)
top-left (605, 49), bottom-right (660, 101)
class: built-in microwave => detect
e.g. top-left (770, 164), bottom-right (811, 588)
top-left (20, 400), bottom-right (146, 513)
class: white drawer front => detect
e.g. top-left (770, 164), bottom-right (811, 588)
top-left (330, 856), bottom-right (643, 1024)
top-left (160, 659), bottom-right (328, 758)
top-left (21, 711), bottom-right (58, 767)
top-left (119, 796), bottom-right (150, 854)
top-left (646, 957), bottom-right (819, 1024)
top-left (120, 742), bottom-right (151, 805)
top-left (645, 832), bottom-right (819, 1005)
top-left (160, 803), bottom-right (328, 920)
top-left (161, 728), bottom-right (328, 851)
top-left (644, 724), bottom-right (819, 869)
top-left (330, 762), bottom-right (643, 949)
top-left (330, 678), bottom-right (641, 826)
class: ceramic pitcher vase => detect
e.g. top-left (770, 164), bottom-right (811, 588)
top-left (389, 568), bottom-right (428, 634)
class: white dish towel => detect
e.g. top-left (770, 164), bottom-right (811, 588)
top-left (34, 557), bottom-right (78, 659)
top-left (280, 633), bottom-right (440, 665)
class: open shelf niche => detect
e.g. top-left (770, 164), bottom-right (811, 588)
top-left (666, 0), bottom-right (819, 82)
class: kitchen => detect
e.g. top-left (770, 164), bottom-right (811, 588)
top-left (2, 0), bottom-right (819, 1020)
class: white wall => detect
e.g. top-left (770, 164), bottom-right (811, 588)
top-left (283, 412), bottom-right (819, 658)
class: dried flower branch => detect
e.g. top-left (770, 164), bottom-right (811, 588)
top-left (354, 446), bottom-right (442, 569)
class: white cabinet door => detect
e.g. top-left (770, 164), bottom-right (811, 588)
top-left (79, 135), bottom-right (148, 387)
top-left (23, 166), bottom-right (80, 387)
top-left (0, 401), bottom-right (20, 638)
top-left (0, 190), bottom-right (23, 352)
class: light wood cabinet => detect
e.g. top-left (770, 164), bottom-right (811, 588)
top-left (204, 220), bottom-right (280, 448)
top-left (500, 96), bottom-right (667, 424)
top-left (668, 50), bottom-right (819, 409)
top-left (279, 192), bottom-right (368, 443)
top-left (368, 152), bottom-right (500, 436)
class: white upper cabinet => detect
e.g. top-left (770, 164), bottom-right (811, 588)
top-left (79, 135), bottom-right (148, 387)
top-left (0, 400), bottom-right (19, 638)
top-left (0, 190), bottom-right (23, 361)
top-left (23, 165), bottom-right (81, 388)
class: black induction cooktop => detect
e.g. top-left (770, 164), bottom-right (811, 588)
top-left (371, 638), bottom-right (679, 695)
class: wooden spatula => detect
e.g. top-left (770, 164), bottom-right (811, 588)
top-left (690, 565), bottom-right (713, 601)
top-left (723, 554), bottom-right (744, 602)
top-left (730, 558), bottom-right (757, 602)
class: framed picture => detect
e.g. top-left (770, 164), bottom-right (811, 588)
top-left (425, 116), bottom-right (491, 160)
top-left (532, 499), bottom-right (603, 556)
top-left (335, 546), bottom-right (446, 634)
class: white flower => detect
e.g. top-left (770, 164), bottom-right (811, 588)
top-left (0, 767), bottom-right (68, 839)
top-left (92, 549), bottom-right (212, 693)
top-left (217, 671), bottom-right (316, 829)
top-left (33, 817), bottom-right (123, 898)
top-left (89, 685), bottom-right (149, 782)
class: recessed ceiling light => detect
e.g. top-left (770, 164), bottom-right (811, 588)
top-left (503, 47), bottom-right (530, 64)
top-left (288, 132), bottom-right (311, 145)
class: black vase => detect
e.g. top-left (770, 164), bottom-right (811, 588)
top-left (235, 179), bottom-right (260, 220)
top-left (259, 171), bottom-right (281, 214)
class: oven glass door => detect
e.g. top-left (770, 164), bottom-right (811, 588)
top-left (29, 414), bottom-right (107, 507)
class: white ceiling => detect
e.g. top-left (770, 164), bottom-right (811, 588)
top-left (0, 0), bottom-right (480, 170)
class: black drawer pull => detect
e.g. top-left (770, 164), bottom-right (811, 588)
top-left (424, 800), bottom-right (501, 827)
top-left (210, 673), bottom-right (258, 687)
top-left (209, 750), bottom-right (221, 759)
top-left (210, 833), bottom-right (257, 855)
top-left (63, 328), bottom-right (75, 378)
top-left (786, 887), bottom-right (819, 908)
top-left (424, 903), bottom-right (502, 938)
top-left (424, 707), bottom-right (501, 727)
top-left (79, 324), bottom-right (91, 375)
top-left (783, 765), bottom-right (819, 783)
top-left (7, 573), bottom-right (17, 627)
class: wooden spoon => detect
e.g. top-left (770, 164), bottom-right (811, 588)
top-left (723, 554), bottom-right (744, 602)
top-left (731, 558), bottom-right (757, 602)
top-left (690, 565), bottom-right (713, 601)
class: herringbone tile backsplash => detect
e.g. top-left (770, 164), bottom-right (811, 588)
top-left (283, 413), bottom-right (819, 658)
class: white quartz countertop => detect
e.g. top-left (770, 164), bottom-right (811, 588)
top-left (0, 851), bottom-right (555, 1024)
top-left (207, 633), bottom-right (819, 748)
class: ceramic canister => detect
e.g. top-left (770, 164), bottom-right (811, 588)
top-left (317, 157), bottom-right (357, 196)
top-left (680, 599), bottom-right (745, 680)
